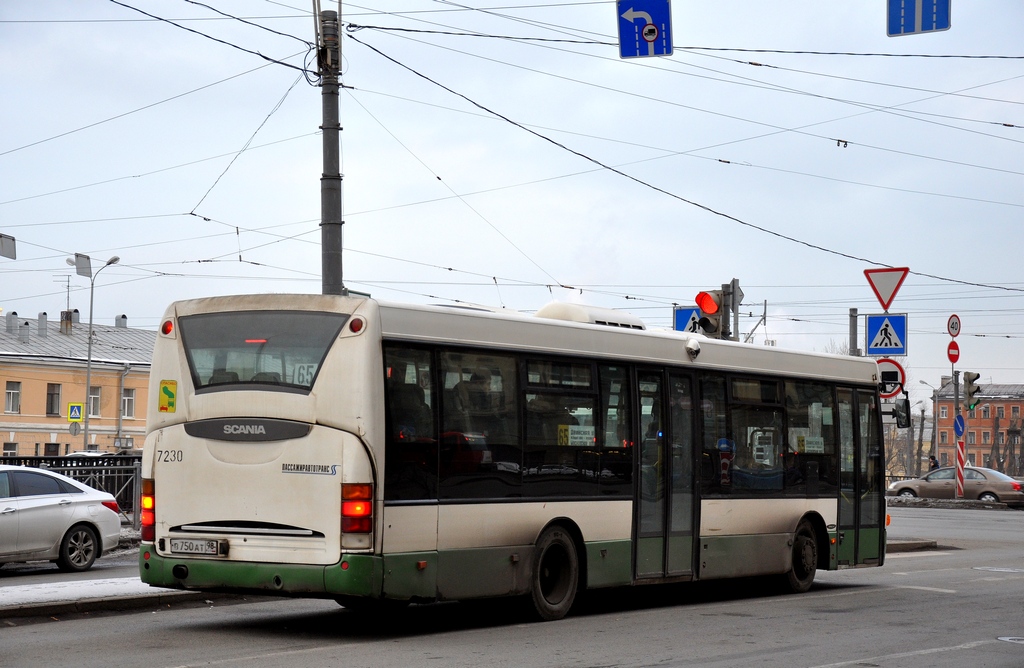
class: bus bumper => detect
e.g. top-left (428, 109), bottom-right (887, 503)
top-left (138, 545), bottom-right (381, 598)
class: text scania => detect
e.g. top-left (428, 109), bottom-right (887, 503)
top-left (223, 424), bottom-right (266, 435)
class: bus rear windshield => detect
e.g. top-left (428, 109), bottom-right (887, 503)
top-left (179, 311), bottom-right (348, 392)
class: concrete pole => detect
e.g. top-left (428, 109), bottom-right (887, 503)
top-left (849, 308), bottom-right (859, 356)
top-left (319, 10), bottom-right (345, 296)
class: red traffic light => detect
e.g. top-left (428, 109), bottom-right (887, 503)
top-left (695, 291), bottom-right (721, 314)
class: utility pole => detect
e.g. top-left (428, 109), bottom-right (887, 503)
top-left (315, 3), bottom-right (345, 295)
top-left (848, 308), bottom-right (860, 356)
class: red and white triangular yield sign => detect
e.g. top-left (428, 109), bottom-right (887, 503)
top-left (864, 267), bottom-right (909, 311)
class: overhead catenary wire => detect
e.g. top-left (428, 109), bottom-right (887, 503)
top-left (347, 32), bottom-right (1024, 296)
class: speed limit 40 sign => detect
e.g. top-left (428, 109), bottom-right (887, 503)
top-left (947, 314), bottom-right (961, 338)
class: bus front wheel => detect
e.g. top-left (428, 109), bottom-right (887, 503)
top-left (530, 525), bottom-right (579, 621)
top-left (783, 520), bottom-right (817, 593)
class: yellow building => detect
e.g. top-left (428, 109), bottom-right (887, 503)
top-left (1, 309), bottom-right (155, 456)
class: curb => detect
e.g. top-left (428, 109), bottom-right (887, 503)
top-left (1, 589), bottom-right (224, 619)
top-left (886, 539), bottom-right (938, 553)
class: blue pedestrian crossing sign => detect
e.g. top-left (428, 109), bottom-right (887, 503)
top-left (887, 0), bottom-right (950, 37)
top-left (866, 313), bottom-right (908, 356)
top-left (68, 403), bottom-right (84, 422)
top-left (617, 0), bottom-right (673, 59)
top-left (674, 306), bottom-right (701, 333)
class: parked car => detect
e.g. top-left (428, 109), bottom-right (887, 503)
top-left (0, 464), bottom-right (121, 571)
top-left (887, 466), bottom-right (1024, 506)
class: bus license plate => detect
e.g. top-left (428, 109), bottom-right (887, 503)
top-left (170, 538), bottom-right (220, 555)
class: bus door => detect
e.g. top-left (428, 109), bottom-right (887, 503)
top-left (837, 388), bottom-right (884, 566)
top-left (635, 370), bottom-right (696, 579)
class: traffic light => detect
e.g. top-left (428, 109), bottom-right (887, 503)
top-left (963, 371), bottom-right (981, 411)
top-left (695, 290), bottom-right (724, 338)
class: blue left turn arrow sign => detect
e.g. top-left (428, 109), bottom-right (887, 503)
top-left (617, 0), bottom-right (673, 59)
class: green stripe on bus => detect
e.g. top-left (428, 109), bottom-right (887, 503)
top-left (139, 549), bottom-right (381, 597)
top-left (584, 540), bottom-right (633, 588)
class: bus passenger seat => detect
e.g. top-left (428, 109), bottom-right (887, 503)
top-left (251, 372), bottom-right (281, 383)
top-left (209, 369), bottom-right (239, 384)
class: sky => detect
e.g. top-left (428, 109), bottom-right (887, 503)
top-left (2, 0), bottom-right (1023, 410)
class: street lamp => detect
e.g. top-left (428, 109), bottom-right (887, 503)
top-left (920, 380), bottom-right (939, 471)
top-left (66, 253), bottom-right (119, 450)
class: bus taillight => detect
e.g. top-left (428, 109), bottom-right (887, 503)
top-left (341, 483), bottom-right (372, 533)
top-left (141, 478), bottom-right (156, 542)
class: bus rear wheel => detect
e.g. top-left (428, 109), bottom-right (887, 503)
top-left (530, 525), bottom-right (579, 621)
top-left (782, 520), bottom-right (817, 593)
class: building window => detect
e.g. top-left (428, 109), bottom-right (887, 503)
top-left (997, 406), bottom-right (1005, 419)
top-left (1013, 406), bottom-right (1020, 418)
top-left (46, 384), bottom-right (61, 416)
top-left (939, 431), bottom-right (948, 444)
top-left (968, 409), bottom-right (976, 419)
top-left (982, 406), bottom-right (990, 419)
top-left (4, 381), bottom-right (20, 414)
top-left (982, 432), bottom-right (990, 445)
top-left (121, 388), bottom-right (135, 419)
top-left (940, 406), bottom-right (948, 419)
top-left (940, 453), bottom-right (948, 466)
top-left (968, 432), bottom-right (976, 445)
top-left (998, 432), bottom-right (1005, 444)
top-left (2, 442), bottom-right (16, 457)
top-left (88, 386), bottom-right (101, 417)
top-left (44, 442), bottom-right (59, 456)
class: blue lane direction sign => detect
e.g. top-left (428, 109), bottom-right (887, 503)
top-left (954, 414), bottom-right (965, 438)
top-left (617, 0), bottom-right (673, 59)
top-left (866, 313), bottom-right (908, 356)
top-left (673, 306), bottom-right (701, 333)
top-left (887, 0), bottom-right (951, 37)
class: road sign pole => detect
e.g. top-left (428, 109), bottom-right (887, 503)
top-left (955, 440), bottom-right (965, 498)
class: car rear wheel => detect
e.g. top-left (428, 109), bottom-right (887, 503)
top-left (979, 492), bottom-right (999, 503)
top-left (898, 489), bottom-right (916, 498)
top-left (56, 525), bottom-right (99, 572)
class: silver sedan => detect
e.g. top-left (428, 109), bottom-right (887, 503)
top-left (887, 466), bottom-right (1024, 506)
top-left (0, 465), bottom-right (121, 571)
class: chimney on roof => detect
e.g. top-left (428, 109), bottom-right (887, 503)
top-left (18, 320), bottom-right (29, 344)
top-left (5, 311), bottom-right (17, 334)
top-left (115, 314), bottom-right (127, 328)
top-left (37, 312), bottom-right (47, 338)
top-left (60, 310), bottom-right (73, 335)
top-left (72, 308), bottom-right (81, 324)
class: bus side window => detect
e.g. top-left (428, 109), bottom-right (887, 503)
top-left (383, 347), bottom-right (437, 501)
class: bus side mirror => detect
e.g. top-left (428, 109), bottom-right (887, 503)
top-left (893, 397), bottom-right (910, 428)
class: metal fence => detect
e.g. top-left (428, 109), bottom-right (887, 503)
top-left (6, 455), bottom-right (141, 530)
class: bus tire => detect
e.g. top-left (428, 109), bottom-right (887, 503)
top-left (530, 525), bottom-right (579, 621)
top-left (783, 520), bottom-right (817, 593)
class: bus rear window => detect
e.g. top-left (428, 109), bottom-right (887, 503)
top-left (178, 311), bottom-right (348, 392)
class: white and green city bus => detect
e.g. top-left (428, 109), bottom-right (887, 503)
top-left (139, 294), bottom-right (885, 620)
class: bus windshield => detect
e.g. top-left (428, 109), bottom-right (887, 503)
top-left (178, 311), bottom-right (348, 392)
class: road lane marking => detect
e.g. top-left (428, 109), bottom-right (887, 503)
top-left (891, 585), bottom-right (957, 594)
top-left (808, 639), bottom-right (998, 668)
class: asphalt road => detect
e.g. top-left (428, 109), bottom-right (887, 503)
top-left (2, 506), bottom-right (1023, 668)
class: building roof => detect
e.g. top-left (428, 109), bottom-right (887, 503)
top-left (933, 382), bottom-right (1024, 401)
top-left (0, 311), bottom-right (155, 367)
